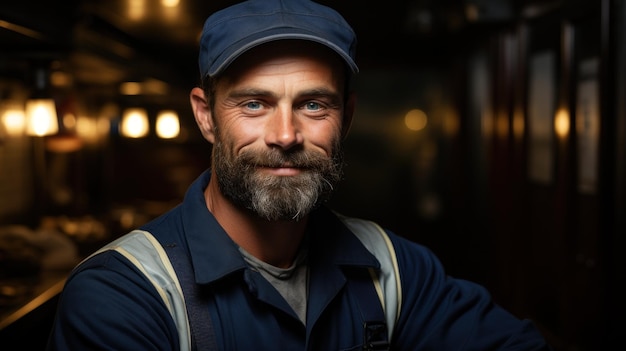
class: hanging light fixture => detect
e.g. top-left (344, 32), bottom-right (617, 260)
top-left (121, 107), bottom-right (149, 138)
top-left (156, 110), bottom-right (179, 139)
top-left (25, 66), bottom-right (58, 137)
top-left (25, 99), bottom-right (59, 136)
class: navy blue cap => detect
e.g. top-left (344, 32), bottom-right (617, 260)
top-left (198, 0), bottom-right (358, 78)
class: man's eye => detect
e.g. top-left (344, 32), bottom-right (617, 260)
top-left (245, 101), bottom-right (262, 110)
top-left (304, 101), bottom-right (322, 111)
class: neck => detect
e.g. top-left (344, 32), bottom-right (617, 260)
top-left (205, 177), bottom-right (309, 268)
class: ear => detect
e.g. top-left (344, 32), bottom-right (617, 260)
top-left (341, 92), bottom-right (356, 139)
top-left (190, 87), bottom-right (215, 143)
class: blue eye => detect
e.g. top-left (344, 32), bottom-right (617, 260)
top-left (304, 101), bottom-right (321, 111)
top-left (246, 101), bottom-right (262, 110)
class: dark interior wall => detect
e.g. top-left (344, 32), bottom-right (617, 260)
top-left (331, 1), bottom-right (626, 349)
top-left (432, 0), bottom-right (624, 349)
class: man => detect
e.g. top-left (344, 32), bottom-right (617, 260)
top-left (47, 0), bottom-right (552, 350)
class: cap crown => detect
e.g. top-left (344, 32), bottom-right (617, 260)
top-left (198, 0), bottom-right (358, 78)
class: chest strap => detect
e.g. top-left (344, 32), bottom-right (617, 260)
top-left (347, 268), bottom-right (390, 350)
top-left (163, 241), bottom-right (217, 351)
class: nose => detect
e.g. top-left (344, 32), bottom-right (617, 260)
top-left (264, 107), bottom-right (303, 149)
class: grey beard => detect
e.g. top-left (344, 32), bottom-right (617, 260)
top-left (212, 141), bottom-right (344, 221)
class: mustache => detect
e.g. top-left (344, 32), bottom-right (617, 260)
top-left (238, 148), bottom-right (329, 169)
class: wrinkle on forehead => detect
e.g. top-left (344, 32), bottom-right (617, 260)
top-left (219, 40), bottom-right (346, 90)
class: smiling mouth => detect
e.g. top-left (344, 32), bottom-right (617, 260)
top-left (259, 165), bottom-right (305, 176)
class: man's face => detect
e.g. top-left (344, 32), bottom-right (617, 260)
top-left (210, 41), bottom-right (348, 221)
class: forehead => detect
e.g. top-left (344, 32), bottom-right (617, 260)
top-left (218, 40), bottom-right (347, 86)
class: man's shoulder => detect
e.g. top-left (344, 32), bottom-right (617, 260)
top-left (334, 213), bottom-right (444, 276)
top-left (63, 242), bottom-right (158, 305)
top-left (71, 231), bottom-right (159, 278)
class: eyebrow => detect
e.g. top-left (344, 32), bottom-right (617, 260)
top-left (299, 87), bottom-right (340, 99)
top-left (228, 88), bottom-right (275, 100)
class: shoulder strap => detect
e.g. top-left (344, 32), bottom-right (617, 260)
top-left (86, 230), bottom-right (213, 351)
top-left (339, 216), bottom-right (402, 341)
top-left (163, 241), bottom-right (217, 351)
top-left (346, 267), bottom-right (390, 350)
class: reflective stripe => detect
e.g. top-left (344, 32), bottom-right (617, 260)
top-left (90, 230), bottom-right (192, 351)
top-left (341, 216), bottom-right (402, 340)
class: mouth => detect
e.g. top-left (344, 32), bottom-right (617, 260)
top-left (258, 165), bottom-right (304, 176)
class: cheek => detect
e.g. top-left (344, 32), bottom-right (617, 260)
top-left (218, 117), bottom-right (264, 151)
top-left (305, 120), bottom-right (343, 154)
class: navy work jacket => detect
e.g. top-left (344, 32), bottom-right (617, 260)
top-left (47, 170), bottom-right (551, 350)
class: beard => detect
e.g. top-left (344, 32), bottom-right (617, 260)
top-left (211, 133), bottom-right (344, 221)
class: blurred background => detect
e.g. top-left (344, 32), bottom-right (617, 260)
top-left (0, 0), bottom-right (624, 349)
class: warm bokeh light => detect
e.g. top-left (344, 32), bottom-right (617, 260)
top-left (119, 82), bottom-right (142, 95)
top-left (25, 99), bottom-right (59, 136)
top-left (1, 108), bottom-right (26, 136)
top-left (63, 113), bottom-right (77, 129)
top-left (161, 0), bottom-right (180, 7)
top-left (142, 79), bottom-right (169, 95)
top-left (496, 111), bottom-right (509, 139)
top-left (97, 116), bottom-right (111, 138)
top-left (121, 108), bottom-right (149, 138)
top-left (128, 0), bottom-right (146, 20)
top-left (156, 110), bottom-right (180, 139)
top-left (554, 107), bottom-right (570, 139)
top-left (404, 108), bottom-right (428, 131)
top-left (50, 71), bottom-right (73, 87)
top-left (76, 115), bottom-right (98, 143)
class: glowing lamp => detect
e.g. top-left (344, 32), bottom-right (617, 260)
top-left (121, 108), bottom-right (149, 138)
top-left (25, 98), bottom-right (59, 136)
top-left (156, 110), bottom-right (180, 139)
